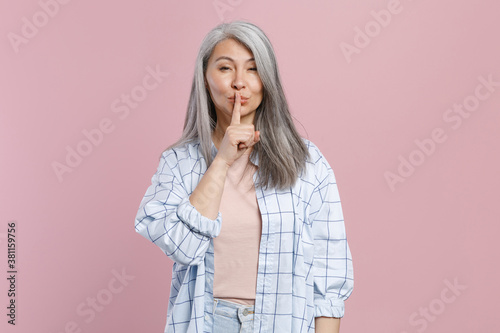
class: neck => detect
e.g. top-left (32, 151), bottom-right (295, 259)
top-left (211, 123), bottom-right (225, 151)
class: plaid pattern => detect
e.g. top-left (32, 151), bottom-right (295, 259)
top-left (135, 138), bottom-right (354, 332)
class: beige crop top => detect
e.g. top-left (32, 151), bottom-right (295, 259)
top-left (212, 148), bottom-right (262, 305)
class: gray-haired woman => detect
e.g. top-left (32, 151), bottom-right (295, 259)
top-left (135, 21), bottom-right (354, 333)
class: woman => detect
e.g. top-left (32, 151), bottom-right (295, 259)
top-left (135, 21), bottom-right (354, 333)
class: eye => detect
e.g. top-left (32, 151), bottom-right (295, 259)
top-left (219, 66), bottom-right (230, 71)
top-left (249, 67), bottom-right (257, 71)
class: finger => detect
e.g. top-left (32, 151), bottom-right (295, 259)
top-left (230, 92), bottom-right (241, 126)
top-left (242, 131), bottom-right (258, 149)
top-left (240, 129), bottom-right (259, 148)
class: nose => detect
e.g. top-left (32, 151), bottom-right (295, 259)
top-left (232, 69), bottom-right (246, 90)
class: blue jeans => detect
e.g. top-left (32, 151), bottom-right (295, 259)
top-left (212, 298), bottom-right (255, 333)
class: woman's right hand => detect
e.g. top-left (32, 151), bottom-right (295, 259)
top-left (216, 92), bottom-right (260, 167)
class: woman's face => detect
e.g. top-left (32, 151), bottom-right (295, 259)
top-left (205, 38), bottom-right (263, 125)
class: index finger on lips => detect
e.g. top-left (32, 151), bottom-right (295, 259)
top-left (230, 92), bottom-right (241, 125)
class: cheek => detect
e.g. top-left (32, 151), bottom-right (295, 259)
top-left (254, 82), bottom-right (264, 100)
top-left (206, 73), bottom-right (224, 96)
top-left (252, 78), bottom-right (263, 95)
top-left (206, 80), bottom-right (218, 95)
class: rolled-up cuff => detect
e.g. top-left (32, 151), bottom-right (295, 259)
top-left (176, 195), bottom-right (222, 238)
top-left (314, 298), bottom-right (345, 318)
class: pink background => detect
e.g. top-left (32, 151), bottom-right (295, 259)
top-left (1, 0), bottom-right (499, 332)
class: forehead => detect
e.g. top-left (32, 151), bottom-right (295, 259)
top-left (209, 38), bottom-right (254, 62)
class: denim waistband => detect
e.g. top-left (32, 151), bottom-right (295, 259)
top-left (213, 298), bottom-right (255, 323)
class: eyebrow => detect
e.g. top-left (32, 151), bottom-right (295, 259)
top-left (214, 56), bottom-right (255, 63)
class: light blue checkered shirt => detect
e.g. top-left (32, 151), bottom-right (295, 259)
top-left (135, 138), bottom-right (354, 332)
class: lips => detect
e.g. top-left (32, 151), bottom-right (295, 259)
top-left (228, 96), bottom-right (249, 102)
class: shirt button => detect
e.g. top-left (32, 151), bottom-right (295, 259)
top-left (243, 309), bottom-right (249, 316)
top-left (205, 314), bottom-right (209, 320)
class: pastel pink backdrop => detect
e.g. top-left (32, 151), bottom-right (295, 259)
top-left (1, 0), bottom-right (499, 332)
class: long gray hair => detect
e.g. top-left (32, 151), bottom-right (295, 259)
top-left (164, 21), bottom-right (310, 191)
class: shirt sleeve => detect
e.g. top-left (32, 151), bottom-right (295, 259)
top-left (309, 149), bottom-right (354, 318)
top-left (134, 151), bottom-right (222, 266)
